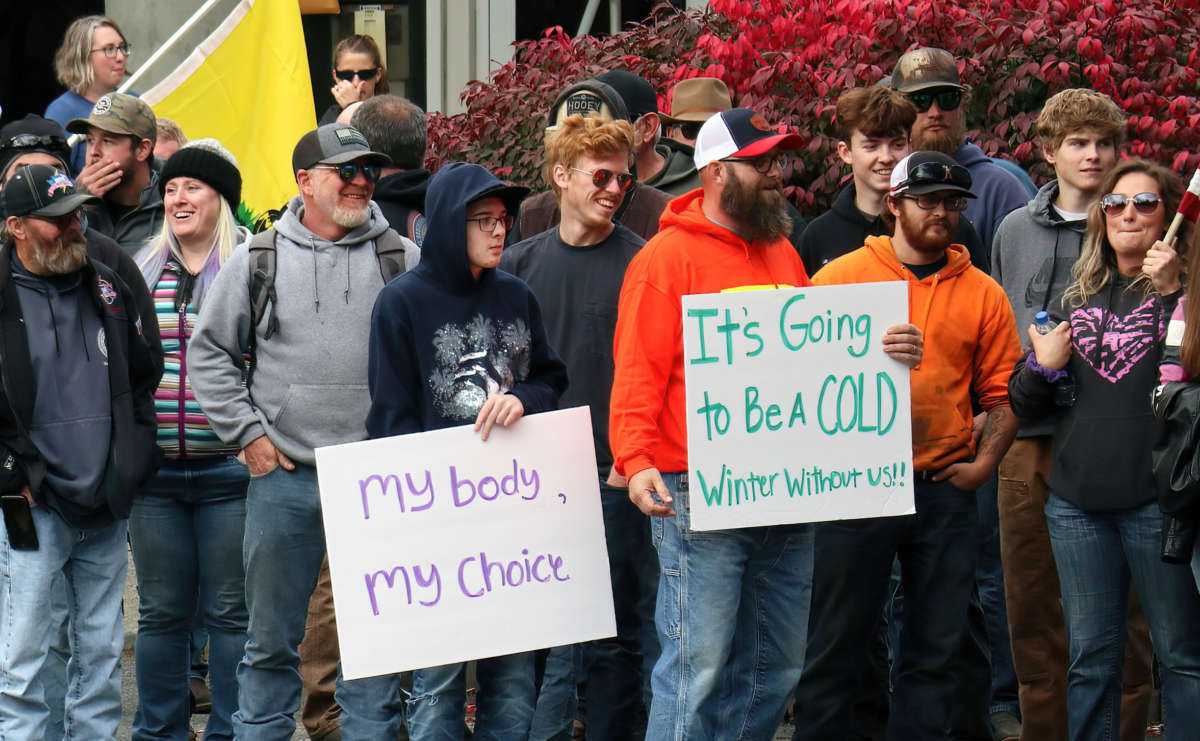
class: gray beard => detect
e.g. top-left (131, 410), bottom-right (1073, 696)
top-left (34, 234), bottom-right (89, 274)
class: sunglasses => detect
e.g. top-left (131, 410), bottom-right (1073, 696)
top-left (675, 122), bottom-right (702, 140)
top-left (721, 154), bottom-right (790, 175)
top-left (335, 68), bottom-right (379, 82)
top-left (0, 134), bottom-right (68, 153)
top-left (900, 193), bottom-right (969, 212)
top-left (570, 167), bottom-right (635, 192)
top-left (311, 162), bottom-right (381, 183)
top-left (894, 161), bottom-right (972, 192)
top-left (1100, 192), bottom-right (1163, 216)
top-left (26, 211), bottom-right (82, 230)
top-left (466, 215), bottom-right (515, 233)
top-left (90, 43), bottom-right (130, 59)
top-left (906, 89), bottom-right (963, 113)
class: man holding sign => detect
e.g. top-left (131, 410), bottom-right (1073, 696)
top-left (610, 107), bottom-right (923, 739)
top-left (345, 162), bottom-right (568, 739)
top-left (791, 151), bottom-right (1021, 741)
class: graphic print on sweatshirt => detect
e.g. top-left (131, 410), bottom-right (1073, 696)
top-left (429, 314), bottom-right (532, 421)
top-left (1071, 296), bottom-right (1165, 383)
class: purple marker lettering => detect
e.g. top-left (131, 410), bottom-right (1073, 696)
top-left (408, 470), bottom-right (435, 512)
top-left (531, 554), bottom-right (550, 582)
top-left (413, 564), bottom-right (442, 606)
top-left (549, 554), bottom-right (570, 582)
top-left (480, 551), bottom-right (506, 591)
top-left (358, 474), bottom-right (404, 519)
top-left (505, 560), bottom-right (525, 586)
top-left (520, 467), bottom-right (540, 501)
top-left (478, 476), bottom-right (500, 502)
top-left (450, 466), bottom-right (476, 507)
top-left (363, 566), bottom-right (413, 616)
top-left (457, 556), bottom-right (484, 598)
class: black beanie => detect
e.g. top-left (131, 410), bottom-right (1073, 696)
top-left (159, 138), bottom-right (242, 209)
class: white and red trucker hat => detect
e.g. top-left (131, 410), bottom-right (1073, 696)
top-left (693, 107), bottom-right (803, 170)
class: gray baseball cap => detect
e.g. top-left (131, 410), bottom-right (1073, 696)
top-left (291, 123), bottom-right (391, 174)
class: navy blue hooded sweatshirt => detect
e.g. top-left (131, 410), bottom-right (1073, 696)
top-left (366, 162), bottom-right (568, 437)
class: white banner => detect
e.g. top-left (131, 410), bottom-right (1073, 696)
top-left (316, 407), bottom-right (616, 679)
top-left (683, 282), bottom-right (915, 531)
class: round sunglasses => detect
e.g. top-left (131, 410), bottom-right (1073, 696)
top-left (906, 89), bottom-right (963, 113)
top-left (1100, 192), bottom-right (1163, 216)
top-left (335, 67), bottom-right (380, 82)
top-left (570, 167), bottom-right (635, 192)
top-left (311, 162), bottom-right (381, 183)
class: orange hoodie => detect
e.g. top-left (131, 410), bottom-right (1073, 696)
top-left (609, 189), bottom-right (811, 478)
top-left (814, 235), bottom-right (1020, 472)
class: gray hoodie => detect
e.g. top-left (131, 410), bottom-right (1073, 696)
top-left (991, 180), bottom-right (1086, 437)
top-left (189, 195), bottom-right (419, 465)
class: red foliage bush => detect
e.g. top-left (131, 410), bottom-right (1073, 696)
top-left (427, 0), bottom-right (1200, 216)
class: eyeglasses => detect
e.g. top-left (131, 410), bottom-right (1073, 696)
top-left (893, 161), bottom-right (972, 192)
top-left (311, 162), bottom-right (381, 183)
top-left (900, 193), bottom-right (969, 212)
top-left (335, 68), bottom-right (380, 82)
top-left (0, 134), bottom-right (68, 153)
top-left (570, 167), bottom-right (635, 192)
top-left (675, 122), bottom-right (702, 140)
top-left (26, 211), bottom-right (82, 230)
top-left (89, 43), bottom-right (130, 59)
top-left (906, 89), bottom-right (963, 113)
top-left (466, 215), bottom-right (515, 233)
top-left (721, 154), bottom-right (789, 174)
top-left (1100, 192), bottom-right (1163, 216)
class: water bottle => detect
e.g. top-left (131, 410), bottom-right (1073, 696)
top-left (1033, 310), bottom-right (1056, 335)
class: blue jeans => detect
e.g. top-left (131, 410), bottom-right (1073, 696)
top-left (647, 472), bottom-right (813, 740)
top-left (338, 653), bottom-right (537, 740)
top-left (583, 483), bottom-right (659, 738)
top-left (233, 464), bottom-right (329, 741)
top-left (41, 573), bottom-right (71, 741)
top-left (1045, 494), bottom-right (1200, 741)
top-left (128, 456), bottom-right (249, 741)
top-left (0, 508), bottom-right (128, 741)
top-left (793, 477), bottom-right (979, 741)
top-left (529, 644), bottom-right (580, 741)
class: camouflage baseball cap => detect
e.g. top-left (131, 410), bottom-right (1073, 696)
top-left (66, 93), bottom-right (156, 142)
top-left (890, 48), bottom-right (964, 94)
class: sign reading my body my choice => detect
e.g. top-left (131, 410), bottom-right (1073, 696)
top-left (315, 407), bottom-right (616, 680)
top-left (683, 282), bottom-right (915, 531)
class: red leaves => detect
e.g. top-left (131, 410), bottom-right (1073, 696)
top-left (426, 0), bottom-right (1200, 211)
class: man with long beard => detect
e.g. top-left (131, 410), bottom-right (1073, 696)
top-left (891, 47), bottom-right (1030, 263)
top-left (0, 164), bottom-right (161, 740)
top-left (792, 151), bottom-right (1021, 741)
top-left (189, 123), bottom-right (419, 741)
top-left (609, 107), bottom-right (924, 738)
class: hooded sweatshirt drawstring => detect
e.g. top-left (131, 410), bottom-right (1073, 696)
top-left (310, 237), bottom-right (320, 312)
top-left (345, 244), bottom-right (351, 304)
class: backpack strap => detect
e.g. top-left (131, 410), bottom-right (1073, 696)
top-left (374, 228), bottom-right (409, 285)
top-left (246, 230), bottom-right (278, 388)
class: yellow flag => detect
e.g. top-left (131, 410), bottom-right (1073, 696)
top-left (142, 0), bottom-right (315, 220)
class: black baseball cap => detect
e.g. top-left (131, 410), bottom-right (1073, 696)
top-left (889, 151), bottom-right (976, 197)
top-left (1, 164), bottom-right (99, 219)
top-left (0, 115), bottom-right (71, 177)
top-left (292, 123), bottom-right (391, 174)
top-left (597, 70), bottom-right (659, 120)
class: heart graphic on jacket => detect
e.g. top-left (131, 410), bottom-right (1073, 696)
top-left (1071, 297), bottom-right (1164, 383)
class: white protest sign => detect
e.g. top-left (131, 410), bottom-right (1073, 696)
top-left (683, 282), bottom-right (914, 531)
top-left (315, 406), bottom-right (616, 680)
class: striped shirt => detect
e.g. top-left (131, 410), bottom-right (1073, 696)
top-left (151, 260), bottom-right (239, 459)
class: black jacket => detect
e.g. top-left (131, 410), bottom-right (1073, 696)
top-left (0, 245), bottom-right (162, 519)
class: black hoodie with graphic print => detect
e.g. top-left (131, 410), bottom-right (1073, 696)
top-left (366, 162), bottom-right (568, 437)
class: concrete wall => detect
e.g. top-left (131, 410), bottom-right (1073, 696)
top-left (425, 0), bottom-right (516, 115)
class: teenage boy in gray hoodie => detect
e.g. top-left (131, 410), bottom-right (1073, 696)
top-left (990, 88), bottom-right (1154, 741)
top-left (189, 123), bottom-right (419, 741)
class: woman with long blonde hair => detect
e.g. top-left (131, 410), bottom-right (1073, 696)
top-left (129, 138), bottom-right (251, 741)
top-left (1010, 158), bottom-right (1200, 740)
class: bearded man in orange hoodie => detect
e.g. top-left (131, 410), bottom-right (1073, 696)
top-left (609, 108), bottom-right (924, 739)
top-left (791, 150), bottom-right (1021, 741)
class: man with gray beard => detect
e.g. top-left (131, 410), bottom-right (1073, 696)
top-left (0, 164), bottom-right (161, 740)
top-left (189, 123), bottom-right (419, 741)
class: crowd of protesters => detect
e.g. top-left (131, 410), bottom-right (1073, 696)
top-left (2, 12), bottom-right (1200, 741)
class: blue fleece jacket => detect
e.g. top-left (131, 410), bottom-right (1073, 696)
top-left (366, 163), bottom-right (568, 437)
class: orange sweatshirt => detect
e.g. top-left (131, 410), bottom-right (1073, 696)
top-left (609, 189), bottom-right (811, 478)
top-left (814, 236), bottom-right (1020, 472)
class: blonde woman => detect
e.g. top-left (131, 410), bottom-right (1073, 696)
top-left (45, 15), bottom-right (130, 174)
top-left (1009, 158), bottom-right (1200, 741)
top-left (130, 139), bottom-right (250, 741)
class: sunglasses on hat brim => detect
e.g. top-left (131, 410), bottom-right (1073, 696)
top-left (894, 161), bottom-right (972, 193)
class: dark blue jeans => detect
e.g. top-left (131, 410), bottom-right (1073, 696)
top-left (128, 456), bottom-right (250, 741)
top-left (793, 478), bottom-right (979, 741)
